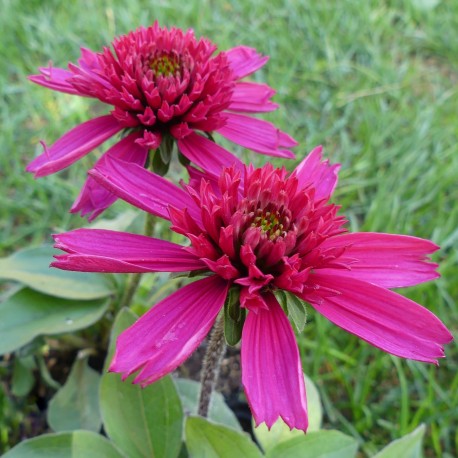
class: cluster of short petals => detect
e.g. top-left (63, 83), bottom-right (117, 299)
top-left (173, 160), bottom-right (346, 313)
top-left (52, 147), bottom-right (453, 432)
top-left (28, 22), bottom-right (296, 219)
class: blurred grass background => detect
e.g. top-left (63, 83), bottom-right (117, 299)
top-left (1, 0), bottom-right (457, 456)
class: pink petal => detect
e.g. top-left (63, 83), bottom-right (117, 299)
top-left (177, 132), bottom-right (243, 177)
top-left (317, 233), bottom-right (440, 288)
top-left (70, 132), bottom-right (149, 221)
top-left (110, 275), bottom-right (229, 385)
top-left (242, 293), bottom-right (308, 431)
top-left (225, 46), bottom-right (269, 79)
top-left (89, 155), bottom-right (201, 224)
top-left (217, 113), bottom-right (297, 158)
top-left (28, 66), bottom-right (81, 95)
top-left (228, 82), bottom-right (278, 113)
top-left (307, 273), bottom-right (453, 363)
top-left (53, 228), bottom-right (205, 273)
top-left (293, 146), bottom-right (340, 201)
top-left (26, 115), bottom-right (122, 177)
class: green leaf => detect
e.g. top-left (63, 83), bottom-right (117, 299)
top-left (279, 291), bottom-right (308, 333)
top-left (174, 378), bottom-right (241, 431)
top-left (99, 307), bottom-right (183, 458)
top-left (103, 307), bottom-right (138, 372)
top-left (100, 373), bottom-right (183, 458)
top-left (265, 430), bottom-right (359, 458)
top-left (2, 430), bottom-right (124, 458)
top-left (253, 373), bottom-right (323, 451)
top-left (223, 287), bottom-right (245, 346)
top-left (47, 353), bottom-right (101, 433)
top-left (0, 246), bottom-right (113, 300)
top-left (11, 355), bottom-right (36, 397)
top-left (373, 424), bottom-right (425, 458)
top-left (0, 288), bottom-right (109, 355)
top-left (185, 416), bottom-right (262, 458)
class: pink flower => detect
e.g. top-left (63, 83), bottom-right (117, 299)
top-left (27, 22), bottom-right (297, 220)
top-left (52, 147), bottom-right (453, 431)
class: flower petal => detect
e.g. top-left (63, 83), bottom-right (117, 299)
top-left (90, 155), bottom-right (201, 223)
top-left (293, 146), bottom-right (340, 201)
top-left (29, 66), bottom-right (81, 95)
top-left (110, 275), bottom-right (229, 386)
top-left (228, 82), bottom-right (278, 113)
top-left (26, 115), bottom-right (122, 177)
top-left (242, 293), bottom-right (308, 431)
top-left (53, 228), bottom-right (205, 273)
top-left (225, 46), bottom-right (269, 79)
top-left (178, 131), bottom-right (243, 177)
top-left (217, 113), bottom-right (297, 159)
top-left (71, 131), bottom-right (149, 220)
top-left (307, 273), bottom-right (453, 363)
top-left (317, 233), bottom-right (440, 288)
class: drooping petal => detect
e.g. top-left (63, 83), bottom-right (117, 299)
top-left (90, 155), bottom-right (202, 224)
top-left (228, 82), bottom-right (278, 113)
top-left (52, 228), bottom-right (206, 273)
top-left (177, 131), bottom-right (243, 177)
top-left (242, 293), bottom-right (308, 431)
top-left (317, 233), bottom-right (440, 288)
top-left (293, 146), bottom-right (340, 201)
top-left (217, 113), bottom-right (297, 158)
top-left (225, 46), bottom-right (269, 79)
top-left (110, 275), bottom-right (229, 386)
top-left (307, 273), bottom-right (453, 364)
top-left (26, 115), bottom-right (122, 177)
top-left (29, 66), bottom-right (81, 95)
top-left (71, 131), bottom-right (149, 220)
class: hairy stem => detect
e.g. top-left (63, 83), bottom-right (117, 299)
top-left (119, 212), bottom-right (155, 309)
top-left (198, 314), bottom-right (226, 417)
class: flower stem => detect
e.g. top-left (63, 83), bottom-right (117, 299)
top-left (119, 212), bottom-right (155, 309)
top-left (198, 313), bottom-right (226, 417)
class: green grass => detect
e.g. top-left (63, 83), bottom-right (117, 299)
top-left (1, 0), bottom-right (457, 456)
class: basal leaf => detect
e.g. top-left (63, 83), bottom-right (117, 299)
top-left (174, 378), bottom-right (241, 431)
top-left (47, 354), bottom-right (101, 432)
top-left (0, 288), bottom-right (109, 355)
top-left (185, 416), bottom-right (262, 458)
top-left (373, 424), bottom-right (425, 458)
top-left (0, 245), bottom-right (113, 299)
top-left (2, 430), bottom-right (124, 458)
top-left (266, 430), bottom-right (358, 458)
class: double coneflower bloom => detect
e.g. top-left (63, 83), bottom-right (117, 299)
top-left (52, 147), bottom-right (453, 431)
top-left (28, 22), bottom-right (296, 220)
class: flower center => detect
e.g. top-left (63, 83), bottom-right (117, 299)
top-left (149, 53), bottom-right (181, 77)
top-left (252, 208), bottom-right (288, 241)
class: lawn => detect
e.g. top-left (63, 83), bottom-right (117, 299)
top-left (1, 0), bottom-right (457, 456)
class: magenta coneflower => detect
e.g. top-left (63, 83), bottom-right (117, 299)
top-left (28, 22), bottom-right (296, 220)
top-left (52, 148), bottom-right (453, 431)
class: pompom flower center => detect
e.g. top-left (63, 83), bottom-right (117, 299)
top-left (149, 52), bottom-right (181, 78)
top-left (250, 206), bottom-right (289, 241)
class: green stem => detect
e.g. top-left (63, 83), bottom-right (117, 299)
top-left (198, 314), bottom-right (226, 417)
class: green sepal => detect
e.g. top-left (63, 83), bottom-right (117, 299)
top-left (223, 288), bottom-right (245, 346)
top-left (152, 149), bottom-right (171, 176)
top-left (178, 151), bottom-right (191, 167)
top-left (273, 290), bottom-right (308, 333)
